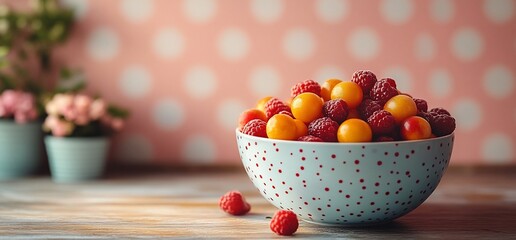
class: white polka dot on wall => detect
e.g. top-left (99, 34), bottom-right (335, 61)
top-left (217, 99), bottom-right (246, 130)
top-left (183, 65), bottom-right (217, 100)
top-left (315, 0), bottom-right (348, 23)
top-left (414, 33), bottom-right (436, 61)
top-left (182, 134), bottom-right (217, 163)
top-left (451, 98), bottom-right (483, 131)
top-left (153, 28), bottom-right (185, 60)
top-left (182, 0), bottom-right (217, 24)
top-left (430, 0), bottom-right (454, 23)
top-left (382, 66), bottom-right (413, 93)
top-left (380, 0), bottom-right (414, 24)
top-left (483, 65), bottom-right (514, 99)
top-left (119, 65), bottom-right (152, 99)
top-left (313, 66), bottom-right (346, 83)
top-left (249, 65), bottom-right (282, 97)
top-left (482, 133), bottom-right (514, 164)
top-left (120, 0), bottom-right (154, 23)
top-left (428, 69), bottom-right (453, 99)
top-left (451, 28), bottom-right (484, 61)
top-left (86, 27), bottom-right (119, 61)
top-left (484, 0), bottom-right (514, 23)
top-left (217, 28), bottom-right (250, 61)
top-left (153, 98), bottom-right (185, 130)
top-left (250, 0), bottom-right (284, 24)
top-left (283, 27), bottom-right (316, 61)
top-left (347, 27), bottom-right (380, 61)
top-left (60, 0), bottom-right (88, 20)
top-left (116, 133), bottom-right (154, 163)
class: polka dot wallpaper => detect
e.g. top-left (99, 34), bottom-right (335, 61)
top-left (44, 0), bottom-right (516, 165)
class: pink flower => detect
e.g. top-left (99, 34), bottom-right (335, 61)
top-left (1, 90), bottom-right (20, 113)
top-left (74, 94), bottom-right (92, 114)
top-left (53, 94), bottom-right (74, 114)
top-left (74, 113), bottom-right (90, 126)
top-left (43, 115), bottom-right (59, 131)
top-left (62, 107), bottom-right (77, 121)
top-left (90, 99), bottom-right (107, 120)
top-left (0, 101), bottom-right (6, 117)
top-left (17, 92), bottom-right (35, 112)
top-left (111, 118), bottom-right (125, 131)
top-left (51, 119), bottom-right (74, 137)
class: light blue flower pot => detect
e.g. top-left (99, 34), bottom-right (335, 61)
top-left (45, 136), bottom-right (109, 183)
top-left (0, 120), bottom-right (42, 180)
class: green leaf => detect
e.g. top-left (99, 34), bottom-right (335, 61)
top-left (108, 105), bottom-right (130, 119)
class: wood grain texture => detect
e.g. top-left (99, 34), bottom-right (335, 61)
top-left (0, 168), bottom-right (515, 239)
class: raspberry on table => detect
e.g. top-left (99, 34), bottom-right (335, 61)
top-left (358, 98), bottom-right (382, 121)
top-left (241, 119), bottom-right (267, 138)
top-left (351, 70), bottom-right (377, 95)
top-left (370, 79), bottom-right (399, 105)
top-left (429, 113), bottom-right (456, 136)
top-left (270, 210), bottom-right (299, 236)
top-left (264, 98), bottom-right (290, 119)
top-left (429, 107), bottom-right (451, 116)
top-left (298, 135), bottom-right (323, 142)
top-left (308, 117), bottom-right (339, 142)
top-left (219, 191), bottom-right (251, 216)
top-left (323, 99), bottom-right (348, 124)
top-left (367, 110), bottom-right (396, 135)
top-left (291, 79), bottom-right (321, 98)
top-left (413, 98), bottom-right (428, 113)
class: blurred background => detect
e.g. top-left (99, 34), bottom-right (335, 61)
top-left (2, 0), bottom-right (515, 166)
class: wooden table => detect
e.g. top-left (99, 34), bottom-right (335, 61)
top-left (0, 167), bottom-right (515, 239)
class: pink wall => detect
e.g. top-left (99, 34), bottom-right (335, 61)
top-left (23, 0), bottom-right (516, 165)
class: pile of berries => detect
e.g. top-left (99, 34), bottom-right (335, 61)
top-left (238, 70), bottom-right (456, 142)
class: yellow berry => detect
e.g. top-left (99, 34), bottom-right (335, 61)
top-left (337, 119), bottom-right (372, 143)
top-left (256, 96), bottom-right (273, 113)
top-left (291, 92), bottom-right (324, 124)
top-left (384, 95), bottom-right (418, 124)
top-left (293, 119), bottom-right (308, 139)
top-left (321, 79), bottom-right (342, 101)
top-left (330, 81), bottom-right (363, 109)
top-left (266, 114), bottom-right (297, 140)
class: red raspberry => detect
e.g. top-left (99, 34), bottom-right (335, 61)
top-left (358, 99), bottom-right (382, 120)
top-left (413, 98), bottom-right (428, 112)
top-left (375, 136), bottom-right (395, 142)
top-left (278, 110), bottom-right (294, 118)
top-left (298, 135), bottom-right (323, 142)
top-left (367, 110), bottom-right (396, 135)
top-left (291, 79), bottom-right (321, 98)
top-left (308, 117), bottom-right (339, 142)
top-left (219, 191), bottom-right (251, 216)
top-left (270, 210), bottom-right (299, 236)
top-left (429, 114), bottom-right (456, 136)
top-left (323, 99), bottom-right (348, 124)
top-left (370, 79), bottom-right (398, 105)
top-left (429, 107), bottom-right (451, 116)
top-left (382, 77), bottom-right (397, 89)
top-left (264, 98), bottom-right (290, 119)
top-left (241, 119), bottom-right (267, 138)
top-left (351, 70), bottom-right (377, 95)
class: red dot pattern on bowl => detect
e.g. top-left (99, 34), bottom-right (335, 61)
top-left (237, 131), bottom-right (454, 226)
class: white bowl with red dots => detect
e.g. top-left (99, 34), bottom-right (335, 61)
top-left (236, 130), bottom-right (454, 226)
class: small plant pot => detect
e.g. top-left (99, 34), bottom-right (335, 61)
top-left (45, 136), bottom-right (109, 183)
top-left (0, 120), bottom-right (42, 180)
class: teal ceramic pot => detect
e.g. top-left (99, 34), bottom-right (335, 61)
top-left (0, 120), bottom-right (42, 180)
top-left (45, 136), bottom-right (109, 183)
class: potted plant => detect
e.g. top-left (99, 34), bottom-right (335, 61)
top-left (43, 93), bottom-right (128, 182)
top-left (0, 90), bottom-right (41, 179)
top-left (0, 0), bottom-right (75, 179)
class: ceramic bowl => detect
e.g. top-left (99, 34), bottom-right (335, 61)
top-left (236, 130), bottom-right (454, 226)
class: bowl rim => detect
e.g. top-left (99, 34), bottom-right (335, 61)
top-left (236, 129), bottom-right (454, 146)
